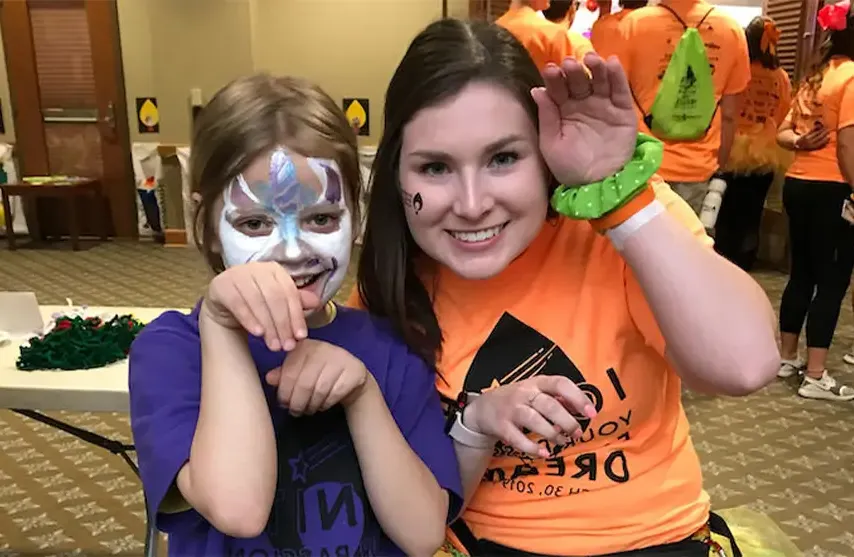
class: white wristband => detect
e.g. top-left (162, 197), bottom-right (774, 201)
top-left (605, 200), bottom-right (665, 251)
top-left (448, 407), bottom-right (496, 449)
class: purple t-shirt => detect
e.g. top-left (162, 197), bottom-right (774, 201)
top-left (129, 304), bottom-right (462, 557)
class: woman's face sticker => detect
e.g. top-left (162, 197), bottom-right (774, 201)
top-left (217, 148), bottom-right (352, 307)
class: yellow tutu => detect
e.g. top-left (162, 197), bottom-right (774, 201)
top-left (725, 132), bottom-right (793, 177)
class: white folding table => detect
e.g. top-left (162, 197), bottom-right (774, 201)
top-left (0, 305), bottom-right (185, 557)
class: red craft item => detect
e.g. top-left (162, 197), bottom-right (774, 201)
top-left (818, 0), bottom-right (850, 31)
top-left (586, 0), bottom-right (599, 12)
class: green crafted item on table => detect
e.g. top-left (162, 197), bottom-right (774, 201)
top-left (550, 133), bottom-right (663, 220)
top-left (16, 315), bottom-right (146, 371)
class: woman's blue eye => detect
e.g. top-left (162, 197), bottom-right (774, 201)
top-left (490, 151), bottom-right (519, 168)
top-left (420, 162), bottom-right (449, 176)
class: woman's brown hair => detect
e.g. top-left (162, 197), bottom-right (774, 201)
top-left (190, 74), bottom-right (361, 273)
top-left (792, 3), bottom-right (854, 129)
top-left (356, 19), bottom-right (548, 366)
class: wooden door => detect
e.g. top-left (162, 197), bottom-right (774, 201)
top-left (0, 0), bottom-right (136, 240)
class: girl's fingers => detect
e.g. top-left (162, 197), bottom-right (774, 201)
top-left (280, 353), bottom-right (319, 416)
top-left (245, 274), bottom-right (282, 351)
top-left (255, 266), bottom-right (296, 351)
top-left (226, 281), bottom-right (264, 337)
top-left (274, 267), bottom-right (308, 348)
top-left (305, 363), bottom-right (335, 415)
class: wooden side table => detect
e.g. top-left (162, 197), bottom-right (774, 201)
top-left (0, 177), bottom-right (108, 251)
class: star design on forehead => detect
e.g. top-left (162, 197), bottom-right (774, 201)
top-left (269, 148), bottom-right (323, 214)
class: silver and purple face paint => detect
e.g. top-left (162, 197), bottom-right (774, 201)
top-left (218, 147), bottom-right (352, 307)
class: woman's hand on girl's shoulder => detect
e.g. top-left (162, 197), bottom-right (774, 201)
top-left (201, 262), bottom-right (320, 352)
top-left (464, 376), bottom-right (597, 458)
top-left (265, 339), bottom-right (371, 416)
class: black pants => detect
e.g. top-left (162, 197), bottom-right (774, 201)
top-left (780, 177), bottom-right (854, 348)
top-left (714, 171), bottom-right (775, 271)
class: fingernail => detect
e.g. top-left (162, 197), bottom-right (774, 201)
top-left (539, 448), bottom-right (550, 458)
top-left (284, 339), bottom-right (296, 351)
top-left (584, 405), bottom-right (597, 419)
top-left (269, 339), bottom-right (281, 352)
top-left (572, 429), bottom-right (583, 440)
top-left (295, 328), bottom-right (307, 339)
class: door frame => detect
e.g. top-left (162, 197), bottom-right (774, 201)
top-left (0, 0), bottom-right (137, 239)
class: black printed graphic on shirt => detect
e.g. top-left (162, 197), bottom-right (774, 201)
top-left (264, 407), bottom-right (382, 556)
top-left (463, 312), bottom-right (634, 498)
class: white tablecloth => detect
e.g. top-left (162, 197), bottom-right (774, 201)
top-left (0, 306), bottom-right (185, 412)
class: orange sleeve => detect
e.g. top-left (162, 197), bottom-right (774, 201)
top-left (590, 18), bottom-right (607, 52)
top-left (775, 71), bottom-right (793, 127)
top-left (724, 26), bottom-right (751, 96)
top-left (344, 286), bottom-right (365, 309)
top-left (611, 14), bottom-right (632, 71)
top-left (838, 78), bottom-right (854, 131)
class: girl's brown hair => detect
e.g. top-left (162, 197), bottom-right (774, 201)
top-left (190, 74), bottom-right (361, 272)
top-left (791, 3), bottom-right (854, 129)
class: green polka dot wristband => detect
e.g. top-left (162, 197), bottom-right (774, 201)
top-left (550, 133), bottom-right (664, 220)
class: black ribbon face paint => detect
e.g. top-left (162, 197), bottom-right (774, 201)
top-left (413, 193), bottom-right (423, 215)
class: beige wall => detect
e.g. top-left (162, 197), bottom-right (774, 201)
top-left (119, 0), bottom-right (453, 145)
top-left (0, 0), bottom-right (462, 147)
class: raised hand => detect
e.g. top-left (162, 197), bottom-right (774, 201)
top-left (202, 261), bottom-right (320, 352)
top-left (532, 53), bottom-right (638, 187)
top-left (265, 339), bottom-right (370, 416)
top-left (463, 375), bottom-right (597, 457)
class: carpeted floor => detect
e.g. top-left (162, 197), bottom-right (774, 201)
top-left (0, 241), bottom-right (852, 556)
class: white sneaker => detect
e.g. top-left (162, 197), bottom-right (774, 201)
top-left (798, 371), bottom-right (854, 401)
top-left (843, 350), bottom-right (854, 366)
top-left (778, 358), bottom-right (804, 378)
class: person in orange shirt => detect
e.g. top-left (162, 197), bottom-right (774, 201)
top-left (590, 0), bottom-right (648, 58)
top-left (496, 0), bottom-right (573, 70)
top-left (352, 18), bottom-right (779, 556)
top-left (776, 1), bottom-right (854, 401)
top-left (714, 16), bottom-right (791, 271)
top-left (615, 0), bottom-right (751, 214)
top-left (541, 0), bottom-right (596, 61)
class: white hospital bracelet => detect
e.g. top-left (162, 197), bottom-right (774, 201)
top-left (605, 200), bottom-right (665, 251)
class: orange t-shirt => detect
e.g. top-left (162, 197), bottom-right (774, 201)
top-left (496, 6), bottom-right (572, 69)
top-left (348, 181), bottom-right (712, 554)
top-left (726, 62), bottom-right (792, 174)
top-left (616, 1), bottom-right (751, 183)
top-left (785, 57), bottom-right (854, 184)
top-left (590, 9), bottom-right (634, 59)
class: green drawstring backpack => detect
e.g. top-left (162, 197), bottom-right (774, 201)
top-left (633, 5), bottom-right (718, 141)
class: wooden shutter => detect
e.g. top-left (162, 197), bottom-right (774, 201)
top-left (29, 0), bottom-right (97, 109)
top-left (765, 0), bottom-right (807, 80)
top-left (470, 0), bottom-right (512, 21)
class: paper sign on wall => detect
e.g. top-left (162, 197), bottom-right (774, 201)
top-left (343, 98), bottom-right (370, 137)
top-left (136, 97), bottom-right (160, 134)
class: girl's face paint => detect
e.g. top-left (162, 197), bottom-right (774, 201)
top-left (217, 148), bottom-right (352, 308)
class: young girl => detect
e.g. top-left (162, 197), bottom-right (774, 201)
top-left (714, 16), bottom-right (792, 271)
top-left (776, 1), bottom-right (854, 400)
top-left (128, 74), bottom-right (462, 556)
